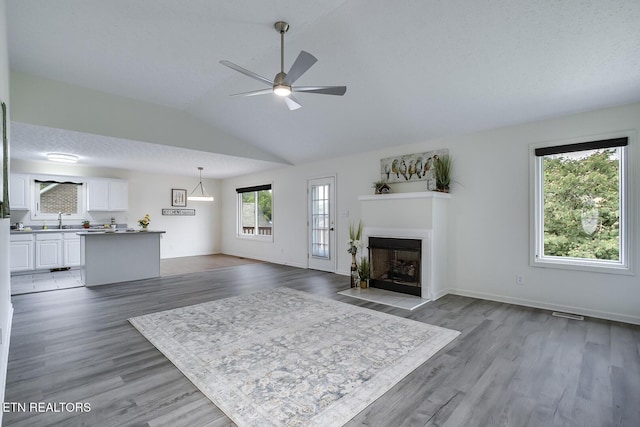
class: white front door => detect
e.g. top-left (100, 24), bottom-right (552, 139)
top-left (307, 176), bottom-right (336, 272)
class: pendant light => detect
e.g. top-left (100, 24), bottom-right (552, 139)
top-left (187, 167), bottom-right (214, 202)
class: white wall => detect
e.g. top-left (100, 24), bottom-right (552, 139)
top-left (0, 0), bottom-right (12, 417)
top-left (10, 159), bottom-right (221, 258)
top-left (222, 102), bottom-right (640, 325)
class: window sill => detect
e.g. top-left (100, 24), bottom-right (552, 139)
top-left (236, 234), bottom-right (273, 243)
top-left (533, 257), bottom-right (633, 276)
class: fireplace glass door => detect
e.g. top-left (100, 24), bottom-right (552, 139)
top-left (369, 237), bottom-right (421, 296)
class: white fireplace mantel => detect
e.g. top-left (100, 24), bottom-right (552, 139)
top-left (359, 191), bottom-right (450, 300)
top-left (358, 191), bottom-right (451, 202)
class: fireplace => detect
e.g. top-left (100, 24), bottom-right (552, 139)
top-left (359, 192), bottom-right (450, 300)
top-left (369, 237), bottom-right (422, 296)
top-left (362, 226), bottom-right (431, 298)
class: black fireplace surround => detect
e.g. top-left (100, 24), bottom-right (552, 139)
top-left (368, 237), bottom-right (422, 296)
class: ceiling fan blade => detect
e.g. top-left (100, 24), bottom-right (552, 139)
top-left (283, 51), bottom-right (317, 85)
top-left (284, 95), bottom-right (302, 110)
top-left (293, 86), bottom-right (347, 96)
top-left (219, 60), bottom-right (274, 86)
top-left (229, 88), bottom-right (273, 97)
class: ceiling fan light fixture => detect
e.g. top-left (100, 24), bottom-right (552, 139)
top-left (46, 152), bottom-right (78, 163)
top-left (187, 167), bottom-right (214, 202)
top-left (219, 20), bottom-right (346, 110)
top-left (273, 84), bottom-right (291, 97)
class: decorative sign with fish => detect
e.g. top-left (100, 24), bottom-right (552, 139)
top-left (380, 148), bottom-right (449, 189)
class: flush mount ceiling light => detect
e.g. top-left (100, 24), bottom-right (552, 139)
top-left (46, 152), bottom-right (79, 163)
top-left (187, 167), bottom-right (214, 202)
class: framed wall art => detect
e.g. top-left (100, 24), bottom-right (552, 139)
top-left (380, 148), bottom-right (449, 189)
top-left (171, 188), bottom-right (187, 207)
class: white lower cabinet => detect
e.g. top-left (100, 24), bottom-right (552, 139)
top-left (63, 234), bottom-right (81, 267)
top-left (10, 234), bottom-right (34, 272)
top-left (35, 233), bottom-right (63, 270)
top-left (24, 232), bottom-right (82, 271)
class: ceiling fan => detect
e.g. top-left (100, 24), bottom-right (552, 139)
top-left (220, 21), bottom-right (346, 110)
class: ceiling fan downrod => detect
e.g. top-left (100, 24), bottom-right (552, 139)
top-left (273, 21), bottom-right (291, 96)
top-left (274, 21), bottom-right (289, 73)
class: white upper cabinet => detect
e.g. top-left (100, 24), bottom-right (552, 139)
top-left (87, 179), bottom-right (109, 211)
top-left (108, 180), bottom-right (129, 211)
top-left (87, 179), bottom-right (128, 211)
top-left (9, 173), bottom-right (30, 210)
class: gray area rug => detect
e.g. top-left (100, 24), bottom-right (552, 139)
top-left (129, 287), bottom-right (460, 426)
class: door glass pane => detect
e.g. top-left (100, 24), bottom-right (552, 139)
top-left (241, 192), bottom-right (256, 235)
top-left (311, 184), bottom-right (330, 258)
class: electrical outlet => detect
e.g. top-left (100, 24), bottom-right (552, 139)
top-left (516, 275), bottom-right (525, 285)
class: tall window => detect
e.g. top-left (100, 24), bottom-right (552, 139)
top-left (532, 137), bottom-right (630, 272)
top-left (237, 184), bottom-right (272, 239)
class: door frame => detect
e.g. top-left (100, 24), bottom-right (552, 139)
top-left (307, 174), bottom-right (337, 273)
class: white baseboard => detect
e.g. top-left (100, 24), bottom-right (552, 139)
top-left (222, 252), bottom-right (307, 270)
top-left (430, 288), bottom-right (450, 301)
top-left (446, 288), bottom-right (640, 326)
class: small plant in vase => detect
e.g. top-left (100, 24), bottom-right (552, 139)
top-left (82, 220), bottom-right (90, 229)
top-left (372, 180), bottom-right (391, 194)
top-left (138, 214), bottom-right (150, 230)
top-left (357, 256), bottom-right (371, 288)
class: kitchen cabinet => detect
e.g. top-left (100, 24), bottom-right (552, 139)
top-left (9, 173), bottom-right (30, 210)
top-left (87, 179), bottom-right (128, 211)
top-left (13, 231), bottom-right (81, 272)
top-left (10, 234), bottom-right (34, 272)
top-left (108, 180), bottom-right (129, 211)
top-left (63, 234), bottom-right (81, 267)
top-left (35, 233), bottom-right (63, 270)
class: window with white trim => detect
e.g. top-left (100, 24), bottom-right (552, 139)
top-left (236, 184), bottom-right (272, 240)
top-left (33, 179), bottom-right (85, 221)
top-left (532, 136), bottom-right (630, 272)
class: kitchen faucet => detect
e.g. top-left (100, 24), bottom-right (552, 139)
top-left (58, 212), bottom-right (63, 229)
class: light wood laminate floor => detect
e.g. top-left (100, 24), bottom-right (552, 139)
top-left (5, 263), bottom-right (640, 426)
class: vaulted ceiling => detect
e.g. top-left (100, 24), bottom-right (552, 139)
top-left (7, 0), bottom-right (640, 178)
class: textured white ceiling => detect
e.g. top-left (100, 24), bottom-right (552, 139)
top-left (7, 0), bottom-right (640, 175)
top-left (10, 122), bottom-right (282, 179)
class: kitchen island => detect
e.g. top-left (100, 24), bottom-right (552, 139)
top-left (78, 230), bottom-right (165, 286)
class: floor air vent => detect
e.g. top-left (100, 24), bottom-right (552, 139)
top-left (551, 311), bottom-right (584, 321)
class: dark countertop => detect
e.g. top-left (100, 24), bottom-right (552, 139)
top-left (77, 230), bottom-right (165, 235)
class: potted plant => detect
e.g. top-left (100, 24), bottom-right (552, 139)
top-left (372, 180), bottom-right (391, 194)
top-left (357, 256), bottom-right (370, 288)
top-left (138, 213), bottom-right (151, 230)
top-left (433, 154), bottom-right (453, 192)
top-left (348, 221), bottom-right (363, 288)
top-left (82, 220), bottom-right (90, 229)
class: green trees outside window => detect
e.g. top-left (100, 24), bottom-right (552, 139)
top-left (541, 148), bottom-right (621, 261)
top-left (239, 187), bottom-right (272, 236)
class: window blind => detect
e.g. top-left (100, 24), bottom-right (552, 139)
top-left (534, 137), bottom-right (628, 157)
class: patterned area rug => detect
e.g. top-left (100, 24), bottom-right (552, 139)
top-left (129, 287), bottom-right (459, 426)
